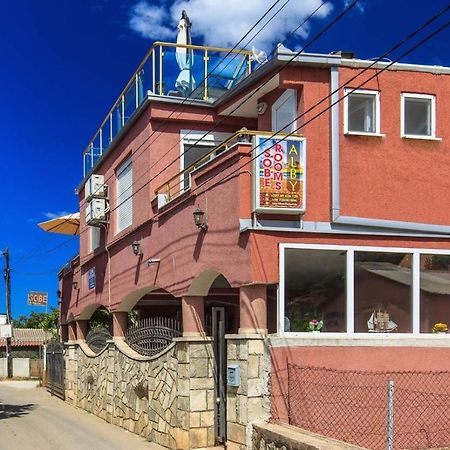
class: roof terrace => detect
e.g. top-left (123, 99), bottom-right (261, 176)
top-left (82, 41), bottom-right (253, 177)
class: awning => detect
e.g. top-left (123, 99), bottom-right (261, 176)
top-left (38, 213), bottom-right (80, 236)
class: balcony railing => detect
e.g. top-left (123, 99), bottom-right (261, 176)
top-left (155, 129), bottom-right (304, 210)
top-left (82, 42), bottom-right (253, 177)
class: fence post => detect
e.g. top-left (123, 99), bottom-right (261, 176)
top-left (387, 380), bottom-right (394, 450)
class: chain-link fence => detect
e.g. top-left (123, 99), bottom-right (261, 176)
top-left (286, 364), bottom-right (450, 450)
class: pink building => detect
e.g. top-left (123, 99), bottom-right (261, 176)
top-left (57, 41), bottom-right (450, 449)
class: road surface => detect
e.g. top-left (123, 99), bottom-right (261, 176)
top-left (0, 381), bottom-right (165, 450)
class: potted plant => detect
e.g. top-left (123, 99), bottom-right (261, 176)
top-left (432, 322), bottom-right (448, 334)
top-left (308, 319), bottom-right (323, 333)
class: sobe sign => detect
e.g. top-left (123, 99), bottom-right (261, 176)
top-left (28, 291), bottom-right (48, 306)
top-left (253, 135), bottom-right (306, 214)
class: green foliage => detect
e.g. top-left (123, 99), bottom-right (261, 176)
top-left (89, 308), bottom-right (112, 330)
top-left (13, 307), bottom-right (59, 332)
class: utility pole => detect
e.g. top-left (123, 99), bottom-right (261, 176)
top-left (2, 249), bottom-right (12, 378)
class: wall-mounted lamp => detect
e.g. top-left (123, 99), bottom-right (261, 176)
top-left (131, 240), bottom-right (142, 256)
top-left (193, 207), bottom-right (208, 231)
top-left (72, 282), bottom-right (78, 290)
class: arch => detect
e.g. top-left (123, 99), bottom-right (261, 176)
top-left (187, 269), bottom-right (232, 297)
top-left (64, 312), bottom-right (75, 324)
top-left (77, 302), bottom-right (105, 321)
top-left (115, 285), bottom-right (160, 312)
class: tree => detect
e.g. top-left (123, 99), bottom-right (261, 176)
top-left (13, 307), bottom-right (59, 332)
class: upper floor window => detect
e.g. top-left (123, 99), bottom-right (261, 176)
top-left (272, 89), bottom-right (297, 133)
top-left (116, 158), bottom-right (132, 233)
top-left (181, 131), bottom-right (231, 190)
top-left (344, 89), bottom-right (380, 135)
top-left (401, 93), bottom-right (436, 139)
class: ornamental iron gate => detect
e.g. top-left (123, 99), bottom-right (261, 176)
top-left (46, 341), bottom-right (65, 400)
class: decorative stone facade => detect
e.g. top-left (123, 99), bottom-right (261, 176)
top-left (226, 335), bottom-right (271, 450)
top-left (64, 337), bottom-right (217, 450)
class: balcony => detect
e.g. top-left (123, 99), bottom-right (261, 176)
top-left (155, 129), bottom-right (305, 214)
top-left (82, 42), bottom-right (253, 177)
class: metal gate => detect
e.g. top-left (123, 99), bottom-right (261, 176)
top-left (212, 306), bottom-right (227, 444)
top-left (46, 341), bottom-right (65, 400)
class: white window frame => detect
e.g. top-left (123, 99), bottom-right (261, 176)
top-left (343, 88), bottom-right (382, 136)
top-left (279, 243), bottom-right (450, 337)
top-left (272, 89), bottom-right (297, 133)
top-left (88, 226), bottom-right (101, 253)
top-left (116, 157), bottom-right (132, 234)
top-left (400, 93), bottom-right (438, 140)
top-left (179, 130), bottom-right (231, 192)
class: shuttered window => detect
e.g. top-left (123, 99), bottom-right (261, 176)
top-left (116, 158), bottom-right (132, 233)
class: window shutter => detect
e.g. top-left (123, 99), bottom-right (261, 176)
top-left (89, 226), bottom-right (101, 252)
top-left (116, 159), bottom-right (133, 232)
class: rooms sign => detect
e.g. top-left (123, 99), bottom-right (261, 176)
top-left (253, 135), bottom-right (306, 214)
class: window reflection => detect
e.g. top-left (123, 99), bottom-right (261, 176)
top-left (354, 252), bottom-right (412, 333)
top-left (420, 255), bottom-right (450, 333)
top-left (284, 249), bottom-right (346, 333)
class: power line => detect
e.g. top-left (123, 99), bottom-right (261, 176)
top-left (182, 16), bottom-right (450, 208)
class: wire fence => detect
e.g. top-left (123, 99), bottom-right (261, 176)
top-left (286, 364), bottom-right (450, 450)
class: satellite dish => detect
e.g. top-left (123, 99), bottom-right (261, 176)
top-left (251, 46), bottom-right (268, 65)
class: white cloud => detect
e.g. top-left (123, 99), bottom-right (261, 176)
top-left (129, 1), bottom-right (174, 40)
top-left (43, 211), bottom-right (71, 220)
top-left (344, 0), bottom-right (365, 14)
top-left (129, 0), bottom-right (333, 51)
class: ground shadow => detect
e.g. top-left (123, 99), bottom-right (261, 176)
top-left (0, 402), bottom-right (35, 419)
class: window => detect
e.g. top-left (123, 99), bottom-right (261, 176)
top-left (344, 89), bottom-right (380, 135)
top-left (284, 248), bottom-right (346, 333)
top-left (272, 89), bottom-right (297, 133)
top-left (116, 158), bottom-right (132, 233)
top-left (401, 93), bottom-right (436, 138)
top-left (181, 131), bottom-right (231, 191)
top-left (280, 244), bottom-right (450, 335)
top-left (88, 226), bottom-right (101, 253)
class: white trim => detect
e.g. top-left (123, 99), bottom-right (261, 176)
top-left (279, 243), bottom-right (450, 338)
top-left (400, 92), bottom-right (437, 139)
top-left (271, 89), bottom-right (297, 133)
top-left (115, 157), bottom-right (132, 234)
top-left (344, 131), bottom-right (386, 138)
top-left (343, 88), bottom-right (381, 135)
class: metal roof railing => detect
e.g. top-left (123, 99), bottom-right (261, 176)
top-left (82, 42), bottom-right (253, 177)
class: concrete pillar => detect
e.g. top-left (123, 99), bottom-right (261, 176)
top-left (68, 321), bottom-right (77, 341)
top-left (76, 320), bottom-right (89, 341)
top-left (239, 284), bottom-right (267, 334)
top-left (182, 296), bottom-right (205, 336)
top-left (61, 324), bottom-right (69, 343)
top-left (112, 311), bottom-right (128, 337)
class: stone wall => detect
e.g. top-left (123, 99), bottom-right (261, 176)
top-left (65, 337), bottom-right (216, 450)
top-left (252, 423), bottom-right (368, 450)
top-left (226, 335), bottom-right (271, 450)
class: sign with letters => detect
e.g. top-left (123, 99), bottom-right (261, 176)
top-left (88, 268), bottom-right (96, 290)
top-left (253, 135), bottom-right (306, 214)
top-left (28, 291), bottom-right (48, 306)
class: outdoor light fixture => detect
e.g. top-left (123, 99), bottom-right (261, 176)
top-left (193, 207), bottom-right (208, 231)
top-left (72, 282), bottom-right (78, 290)
top-left (131, 240), bottom-right (142, 256)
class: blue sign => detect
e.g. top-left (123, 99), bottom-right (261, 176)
top-left (88, 268), bottom-right (96, 289)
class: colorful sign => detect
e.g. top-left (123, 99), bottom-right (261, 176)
top-left (88, 268), bottom-right (96, 290)
top-left (27, 291), bottom-right (48, 306)
top-left (253, 135), bottom-right (306, 213)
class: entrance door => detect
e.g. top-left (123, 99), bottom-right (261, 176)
top-left (212, 306), bottom-right (227, 444)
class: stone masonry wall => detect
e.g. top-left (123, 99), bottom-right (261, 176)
top-left (66, 337), bottom-right (216, 450)
top-left (226, 335), bottom-right (271, 450)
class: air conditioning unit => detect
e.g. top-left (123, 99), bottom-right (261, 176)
top-left (86, 198), bottom-right (108, 226)
top-left (85, 174), bottom-right (107, 201)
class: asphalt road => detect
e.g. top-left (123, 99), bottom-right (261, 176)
top-left (0, 381), bottom-right (165, 450)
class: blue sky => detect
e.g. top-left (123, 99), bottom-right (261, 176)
top-left (1, 0), bottom-right (449, 319)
